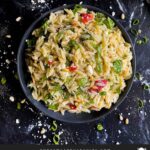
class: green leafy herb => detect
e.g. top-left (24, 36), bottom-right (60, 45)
top-left (132, 19), bottom-right (140, 25)
top-left (50, 120), bottom-right (58, 132)
top-left (1, 77), bottom-right (6, 85)
top-left (138, 98), bottom-right (144, 109)
top-left (73, 4), bottom-right (82, 14)
top-left (48, 104), bottom-right (58, 110)
top-left (53, 134), bottom-right (60, 145)
top-left (143, 84), bottom-right (150, 90)
top-left (116, 88), bottom-right (121, 94)
top-left (100, 91), bottom-right (106, 96)
top-left (69, 40), bottom-right (79, 49)
top-left (78, 77), bottom-right (88, 87)
top-left (44, 93), bottom-right (53, 100)
top-left (56, 31), bottom-right (64, 43)
top-left (113, 60), bottom-right (122, 73)
top-left (17, 102), bottom-right (21, 110)
top-left (42, 20), bottom-right (49, 30)
top-left (26, 38), bottom-right (36, 47)
top-left (104, 17), bottom-right (115, 29)
top-left (97, 123), bottom-right (104, 131)
top-left (130, 29), bottom-right (138, 36)
top-left (95, 12), bottom-right (106, 24)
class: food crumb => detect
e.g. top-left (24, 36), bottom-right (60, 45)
top-left (8, 45), bottom-right (11, 48)
top-left (16, 119), bottom-right (20, 124)
top-left (138, 29), bottom-right (142, 34)
top-left (79, 1), bottom-right (83, 4)
top-left (121, 13), bottom-right (125, 20)
top-left (5, 35), bottom-right (11, 38)
top-left (40, 128), bottom-right (46, 134)
top-left (109, 6), bottom-right (112, 9)
top-left (43, 135), bottom-right (46, 139)
top-left (5, 59), bottom-right (11, 64)
top-left (118, 130), bottom-right (121, 134)
top-left (9, 96), bottom-right (15, 102)
top-left (116, 142), bottom-right (120, 145)
top-left (112, 12), bottom-right (115, 16)
top-left (119, 114), bottom-right (123, 121)
top-left (125, 118), bottom-right (129, 125)
top-left (16, 16), bottom-right (22, 22)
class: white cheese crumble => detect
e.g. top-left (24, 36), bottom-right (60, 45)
top-left (16, 119), bottom-right (20, 124)
top-left (112, 12), bottom-right (115, 16)
top-left (9, 96), bottom-right (15, 102)
top-left (5, 35), bottom-right (11, 38)
top-left (5, 59), bottom-right (11, 64)
top-left (16, 16), bottom-right (22, 22)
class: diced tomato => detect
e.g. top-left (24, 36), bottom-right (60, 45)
top-left (68, 66), bottom-right (77, 72)
top-left (89, 79), bottom-right (107, 93)
top-left (68, 103), bottom-right (76, 110)
top-left (48, 60), bottom-right (53, 65)
top-left (81, 13), bottom-right (94, 24)
top-left (95, 79), bottom-right (107, 88)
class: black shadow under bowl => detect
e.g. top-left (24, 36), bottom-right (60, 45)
top-left (17, 5), bottom-right (136, 123)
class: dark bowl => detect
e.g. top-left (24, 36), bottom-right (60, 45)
top-left (17, 5), bottom-right (136, 123)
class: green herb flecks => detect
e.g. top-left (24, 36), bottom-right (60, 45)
top-left (73, 4), bottom-right (82, 14)
top-left (50, 120), bottom-right (58, 132)
top-left (97, 123), bottom-right (104, 131)
top-left (48, 104), bottom-right (59, 110)
top-left (132, 19), bottom-right (140, 25)
top-left (143, 84), bottom-right (150, 90)
top-left (1, 77), bottom-right (6, 85)
top-left (17, 102), bottom-right (21, 110)
top-left (78, 77), bottom-right (88, 87)
top-left (44, 93), bottom-right (53, 101)
top-left (100, 91), bottom-right (106, 96)
top-left (104, 17), bottom-right (115, 29)
top-left (113, 60), bottom-right (122, 73)
top-left (137, 36), bottom-right (149, 45)
top-left (53, 134), bottom-right (60, 145)
top-left (66, 39), bottom-right (79, 51)
top-left (130, 29), bottom-right (138, 36)
top-left (136, 39), bottom-right (142, 45)
top-left (26, 38), bottom-right (36, 48)
top-left (138, 98), bottom-right (144, 109)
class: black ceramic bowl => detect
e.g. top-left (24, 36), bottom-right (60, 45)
top-left (17, 5), bottom-right (136, 123)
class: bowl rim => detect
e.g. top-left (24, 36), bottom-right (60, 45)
top-left (17, 4), bottom-right (136, 124)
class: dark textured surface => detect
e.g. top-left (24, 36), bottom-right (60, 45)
top-left (0, 0), bottom-right (150, 144)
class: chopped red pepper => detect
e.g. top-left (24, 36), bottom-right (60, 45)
top-left (68, 66), bottom-right (77, 72)
top-left (81, 13), bottom-right (94, 24)
top-left (48, 60), bottom-right (53, 65)
top-left (68, 103), bottom-right (76, 110)
top-left (95, 79), bottom-right (107, 88)
top-left (89, 79), bottom-right (107, 93)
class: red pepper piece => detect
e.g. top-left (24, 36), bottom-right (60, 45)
top-left (48, 60), bottom-right (53, 65)
top-left (68, 103), bottom-right (76, 110)
top-left (68, 66), bottom-right (77, 72)
top-left (81, 13), bottom-right (94, 24)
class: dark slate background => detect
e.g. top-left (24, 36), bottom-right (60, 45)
top-left (0, 0), bottom-right (150, 144)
